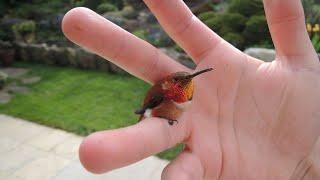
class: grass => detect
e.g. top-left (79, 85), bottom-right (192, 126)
top-left (0, 62), bottom-right (183, 160)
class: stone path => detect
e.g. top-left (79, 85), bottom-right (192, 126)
top-left (0, 114), bottom-right (168, 180)
top-left (0, 67), bottom-right (41, 104)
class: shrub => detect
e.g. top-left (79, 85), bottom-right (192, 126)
top-left (97, 3), bottom-right (118, 14)
top-left (303, 0), bottom-right (320, 23)
top-left (203, 13), bottom-right (246, 35)
top-left (204, 16), bottom-right (223, 32)
top-left (0, 71), bottom-right (8, 89)
top-left (243, 15), bottom-right (272, 46)
top-left (223, 33), bottom-right (245, 49)
top-left (12, 20), bottom-right (36, 35)
top-left (228, 0), bottom-right (264, 17)
top-left (311, 34), bottom-right (320, 52)
top-left (198, 11), bottom-right (215, 22)
top-left (121, 6), bottom-right (138, 19)
top-left (105, 0), bottom-right (124, 10)
top-left (219, 13), bottom-right (247, 33)
top-left (133, 29), bottom-right (148, 41)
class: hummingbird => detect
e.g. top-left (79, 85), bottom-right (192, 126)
top-left (135, 68), bottom-right (213, 125)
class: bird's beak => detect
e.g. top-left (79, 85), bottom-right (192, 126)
top-left (184, 68), bottom-right (213, 80)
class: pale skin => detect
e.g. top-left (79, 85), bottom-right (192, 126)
top-left (62, 0), bottom-right (320, 179)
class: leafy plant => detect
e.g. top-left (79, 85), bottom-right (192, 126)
top-left (198, 11), bottom-right (216, 22)
top-left (312, 34), bottom-right (320, 52)
top-left (243, 15), bottom-right (272, 47)
top-left (97, 3), bottom-right (118, 14)
top-left (228, 0), bottom-right (264, 17)
top-left (12, 20), bottom-right (36, 35)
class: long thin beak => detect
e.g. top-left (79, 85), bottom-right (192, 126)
top-left (184, 68), bottom-right (213, 80)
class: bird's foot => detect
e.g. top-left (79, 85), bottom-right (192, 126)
top-left (167, 119), bottom-right (178, 125)
top-left (158, 116), bottom-right (178, 125)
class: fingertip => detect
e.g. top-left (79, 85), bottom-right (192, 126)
top-left (61, 7), bottom-right (95, 43)
top-left (79, 132), bottom-right (110, 174)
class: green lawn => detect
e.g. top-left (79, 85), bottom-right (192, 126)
top-left (0, 62), bottom-right (182, 160)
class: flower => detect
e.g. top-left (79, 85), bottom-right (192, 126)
top-left (313, 24), bottom-right (320, 32)
top-left (307, 23), bottom-right (312, 32)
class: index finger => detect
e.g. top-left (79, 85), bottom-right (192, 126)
top-left (79, 118), bottom-right (190, 173)
top-left (62, 7), bottom-right (189, 84)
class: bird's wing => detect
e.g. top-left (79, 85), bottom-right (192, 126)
top-left (134, 93), bottom-right (164, 115)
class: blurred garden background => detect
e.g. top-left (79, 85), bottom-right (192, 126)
top-left (0, 0), bottom-right (319, 160)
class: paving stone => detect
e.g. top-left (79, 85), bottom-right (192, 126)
top-left (0, 114), bottom-right (170, 180)
top-left (0, 117), bottom-right (51, 143)
top-left (0, 91), bottom-right (11, 104)
top-left (149, 159), bottom-right (169, 180)
top-left (0, 68), bottom-right (29, 78)
top-left (7, 84), bottom-right (30, 94)
top-left (53, 134), bottom-right (82, 160)
top-left (0, 145), bottom-right (45, 174)
top-left (4, 174), bottom-right (24, 180)
top-left (21, 76), bottom-right (41, 85)
top-left (0, 137), bottom-right (21, 154)
top-left (12, 154), bottom-right (70, 180)
top-left (27, 129), bottom-right (73, 151)
top-left (0, 170), bottom-right (10, 179)
top-left (54, 157), bottom-right (165, 180)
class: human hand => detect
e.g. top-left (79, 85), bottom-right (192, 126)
top-left (62, 0), bottom-right (320, 179)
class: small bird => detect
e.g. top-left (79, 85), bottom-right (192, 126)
top-left (135, 68), bottom-right (213, 125)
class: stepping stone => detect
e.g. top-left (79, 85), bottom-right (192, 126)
top-left (0, 91), bottom-right (11, 104)
top-left (21, 76), bottom-right (41, 85)
top-left (0, 68), bottom-right (29, 78)
top-left (7, 84), bottom-right (30, 94)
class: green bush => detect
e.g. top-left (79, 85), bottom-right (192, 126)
top-left (97, 3), bottom-right (118, 13)
top-left (204, 16), bottom-right (223, 32)
top-left (198, 11), bottom-right (215, 22)
top-left (228, 0), bottom-right (264, 17)
top-left (311, 34), bottom-right (320, 52)
top-left (220, 13), bottom-right (247, 33)
top-left (203, 13), bottom-right (246, 35)
top-left (121, 6), bottom-right (138, 19)
top-left (303, 0), bottom-right (320, 23)
top-left (223, 32), bottom-right (245, 49)
top-left (105, 0), bottom-right (124, 10)
top-left (133, 29), bottom-right (147, 41)
top-left (243, 15), bottom-right (272, 46)
top-left (12, 20), bottom-right (36, 35)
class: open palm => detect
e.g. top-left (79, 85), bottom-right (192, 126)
top-left (62, 0), bottom-right (320, 179)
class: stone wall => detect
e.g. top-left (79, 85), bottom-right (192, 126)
top-left (12, 42), bottom-right (128, 75)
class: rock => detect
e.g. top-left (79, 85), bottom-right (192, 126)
top-left (159, 48), bottom-right (196, 69)
top-left (95, 56), bottom-right (110, 72)
top-left (1, 68), bottom-right (29, 78)
top-left (76, 49), bottom-right (97, 69)
top-left (49, 45), bottom-right (69, 66)
top-left (21, 76), bottom-right (41, 85)
top-left (6, 83), bottom-right (30, 94)
top-left (64, 47), bottom-right (77, 67)
top-left (109, 63), bottom-right (128, 75)
top-left (244, 48), bottom-right (275, 62)
top-left (103, 12), bottom-right (139, 31)
top-left (0, 91), bottom-right (11, 104)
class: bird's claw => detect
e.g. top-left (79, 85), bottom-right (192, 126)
top-left (168, 119), bottom-right (178, 125)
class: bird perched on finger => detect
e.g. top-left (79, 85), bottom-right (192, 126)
top-left (135, 68), bottom-right (213, 125)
